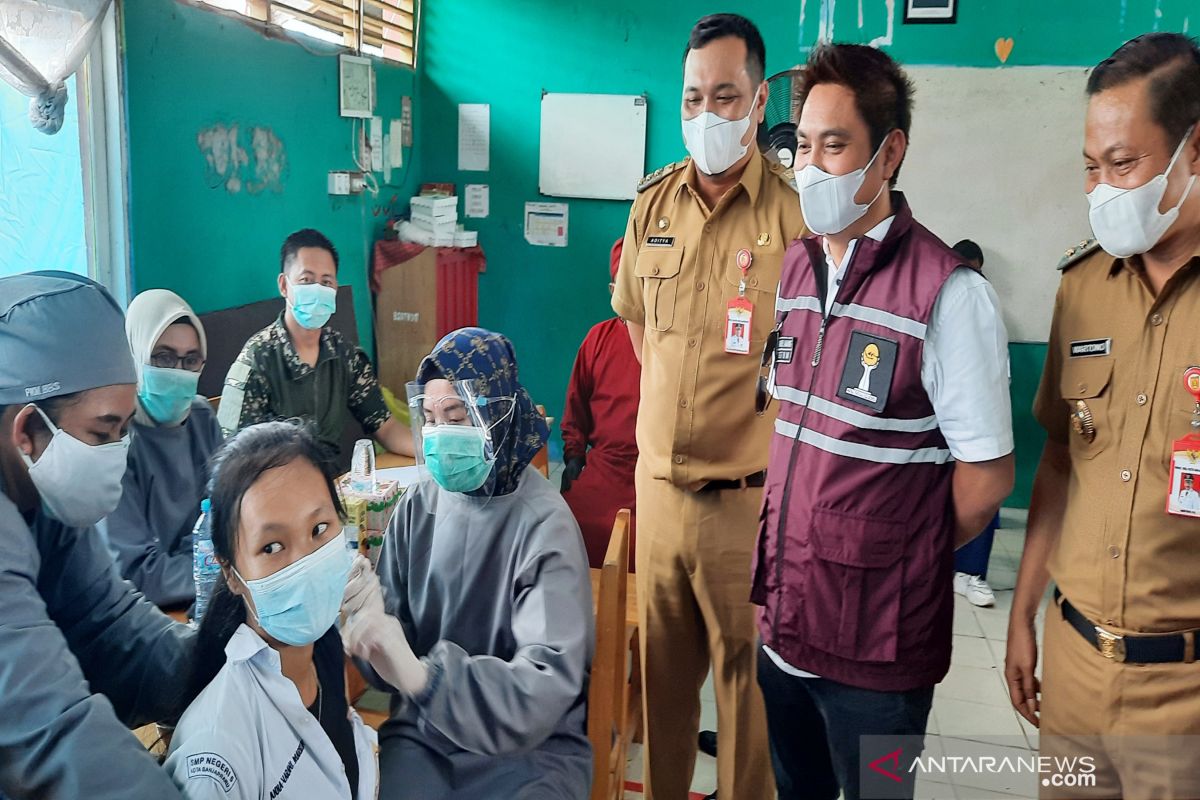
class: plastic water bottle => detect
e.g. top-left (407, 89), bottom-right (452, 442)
top-left (192, 498), bottom-right (220, 625)
top-left (349, 438), bottom-right (376, 494)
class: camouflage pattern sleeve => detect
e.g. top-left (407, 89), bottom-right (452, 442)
top-left (217, 345), bottom-right (275, 437)
top-left (347, 347), bottom-right (391, 435)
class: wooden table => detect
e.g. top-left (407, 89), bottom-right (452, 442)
top-left (375, 452), bottom-right (416, 469)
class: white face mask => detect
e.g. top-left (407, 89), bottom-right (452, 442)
top-left (19, 404), bottom-right (130, 527)
top-left (682, 97), bottom-right (758, 176)
top-left (1087, 128), bottom-right (1197, 259)
top-left (797, 136), bottom-right (889, 236)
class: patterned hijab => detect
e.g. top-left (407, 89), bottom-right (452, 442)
top-left (417, 327), bottom-right (549, 497)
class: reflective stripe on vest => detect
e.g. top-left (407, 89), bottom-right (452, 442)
top-left (774, 418), bottom-right (953, 465)
top-left (776, 296), bottom-right (928, 341)
top-left (772, 385), bottom-right (940, 433)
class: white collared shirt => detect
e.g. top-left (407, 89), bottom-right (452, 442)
top-left (165, 624), bottom-right (378, 800)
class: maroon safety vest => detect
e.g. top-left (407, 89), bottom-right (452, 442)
top-left (751, 194), bottom-right (962, 692)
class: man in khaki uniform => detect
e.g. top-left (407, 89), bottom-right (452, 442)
top-left (1006, 33), bottom-right (1200, 799)
top-left (611, 13), bottom-right (805, 800)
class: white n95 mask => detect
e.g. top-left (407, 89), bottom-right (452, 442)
top-left (19, 404), bottom-right (129, 528)
top-left (797, 137), bottom-right (889, 236)
top-left (682, 102), bottom-right (756, 176)
top-left (1087, 128), bottom-right (1197, 259)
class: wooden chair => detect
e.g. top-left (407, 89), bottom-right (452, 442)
top-left (587, 509), bottom-right (638, 800)
top-left (532, 404), bottom-right (553, 478)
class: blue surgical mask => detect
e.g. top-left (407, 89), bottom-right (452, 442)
top-left (288, 280), bottom-right (337, 330)
top-left (422, 425), bottom-right (493, 493)
top-left (139, 365), bottom-right (199, 425)
top-left (233, 533), bottom-right (352, 646)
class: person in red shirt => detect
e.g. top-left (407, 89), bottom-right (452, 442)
top-left (560, 238), bottom-right (640, 569)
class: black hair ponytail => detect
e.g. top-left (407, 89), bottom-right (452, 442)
top-left (188, 573), bottom-right (246, 700)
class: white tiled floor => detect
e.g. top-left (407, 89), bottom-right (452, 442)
top-left (621, 508), bottom-right (1052, 799)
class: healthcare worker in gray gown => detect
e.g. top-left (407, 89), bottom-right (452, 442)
top-left (342, 327), bottom-right (594, 799)
top-left (0, 272), bottom-right (196, 799)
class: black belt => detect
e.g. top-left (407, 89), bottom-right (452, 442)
top-left (1055, 589), bottom-right (1197, 664)
top-left (697, 471), bottom-right (766, 492)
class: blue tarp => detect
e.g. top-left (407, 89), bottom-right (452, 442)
top-left (0, 76), bottom-right (87, 278)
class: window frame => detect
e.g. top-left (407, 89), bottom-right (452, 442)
top-left (194, 0), bottom-right (419, 68)
top-left (77, 1), bottom-right (132, 303)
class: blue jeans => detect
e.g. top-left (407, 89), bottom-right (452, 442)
top-left (757, 644), bottom-right (934, 800)
top-left (954, 512), bottom-right (999, 578)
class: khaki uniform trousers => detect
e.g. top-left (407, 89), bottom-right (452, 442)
top-left (1040, 600), bottom-right (1200, 800)
top-left (635, 460), bottom-right (774, 800)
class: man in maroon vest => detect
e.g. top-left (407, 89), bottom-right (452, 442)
top-left (750, 44), bottom-right (1015, 800)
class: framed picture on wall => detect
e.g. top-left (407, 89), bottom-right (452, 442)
top-left (903, 0), bottom-right (957, 23)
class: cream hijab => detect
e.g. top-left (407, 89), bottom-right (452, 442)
top-left (125, 289), bottom-right (207, 427)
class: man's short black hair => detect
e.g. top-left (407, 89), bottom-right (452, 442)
top-left (280, 228), bottom-right (339, 275)
top-left (797, 43), bottom-right (915, 184)
top-left (1087, 33), bottom-right (1200, 146)
top-left (952, 239), bottom-right (984, 267)
top-left (684, 14), bottom-right (766, 86)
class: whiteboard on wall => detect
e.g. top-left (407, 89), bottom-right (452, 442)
top-left (539, 93), bottom-right (647, 200)
top-left (899, 67), bottom-right (1092, 342)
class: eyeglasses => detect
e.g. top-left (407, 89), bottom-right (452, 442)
top-left (755, 327), bottom-right (780, 416)
top-left (149, 351), bottom-right (205, 372)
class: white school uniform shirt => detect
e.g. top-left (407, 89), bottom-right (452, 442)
top-left (165, 624), bottom-right (378, 800)
top-left (766, 215), bottom-right (1013, 680)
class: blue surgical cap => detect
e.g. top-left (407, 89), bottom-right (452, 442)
top-left (0, 271), bottom-right (136, 405)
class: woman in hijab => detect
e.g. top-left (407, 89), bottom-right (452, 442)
top-left (97, 289), bottom-right (223, 608)
top-left (341, 327), bottom-right (594, 799)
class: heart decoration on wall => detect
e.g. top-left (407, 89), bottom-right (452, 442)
top-left (995, 37), bottom-right (1015, 63)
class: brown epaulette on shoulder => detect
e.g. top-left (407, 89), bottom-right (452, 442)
top-left (767, 159), bottom-right (798, 192)
top-left (637, 159), bottom-right (688, 193)
top-left (1057, 238), bottom-right (1100, 271)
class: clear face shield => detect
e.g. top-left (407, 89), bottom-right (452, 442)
top-left (406, 379), bottom-right (517, 493)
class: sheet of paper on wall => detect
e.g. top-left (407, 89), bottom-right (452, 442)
top-left (401, 97), bottom-right (413, 147)
top-left (370, 117), bottom-right (384, 172)
top-left (383, 133), bottom-right (392, 184)
top-left (524, 202), bottom-right (568, 247)
top-left (458, 103), bottom-right (490, 171)
top-left (389, 119), bottom-right (403, 168)
top-left (465, 184), bottom-right (489, 219)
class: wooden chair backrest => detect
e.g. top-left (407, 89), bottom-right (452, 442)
top-left (587, 508), bottom-right (631, 800)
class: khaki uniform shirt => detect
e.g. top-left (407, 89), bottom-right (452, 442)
top-left (612, 152), bottom-right (806, 487)
top-left (1035, 243), bottom-right (1200, 633)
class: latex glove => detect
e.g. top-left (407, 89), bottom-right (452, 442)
top-left (560, 454), bottom-right (586, 493)
top-left (343, 608), bottom-right (429, 696)
top-left (342, 555), bottom-right (385, 620)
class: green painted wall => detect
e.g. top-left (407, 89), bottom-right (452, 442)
top-left (123, 0), bottom-right (422, 355)
top-left (1009, 342), bottom-right (1049, 509)
top-left (417, 0), bottom-right (1187, 498)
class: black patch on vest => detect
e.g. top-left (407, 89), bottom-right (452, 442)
top-left (645, 236), bottom-right (675, 247)
top-left (1069, 338), bottom-right (1111, 358)
top-left (836, 330), bottom-right (898, 413)
top-left (776, 336), bottom-right (795, 365)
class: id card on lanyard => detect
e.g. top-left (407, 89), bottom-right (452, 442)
top-left (1167, 366), bottom-right (1200, 518)
top-left (725, 248), bottom-right (754, 355)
